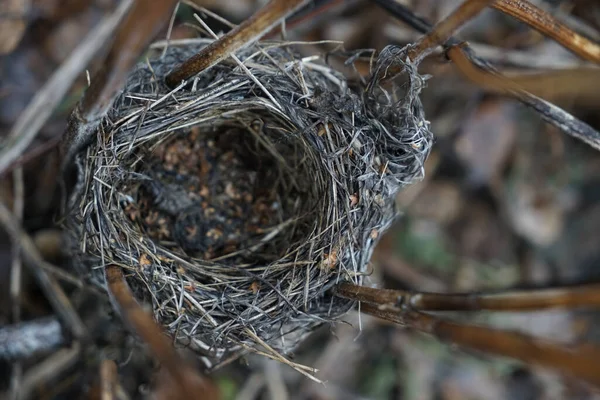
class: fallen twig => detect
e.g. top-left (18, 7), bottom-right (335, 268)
top-left (105, 265), bottom-right (218, 399)
top-left (0, 200), bottom-right (87, 340)
top-left (491, 0), bottom-right (600, 64)
top-left (19, 344), bottom-right (81, 400)
top-left (165, 0), bottom-right (310, 87)
top-left (408, 0), bottom-right (492, 62)
top-left (336, 282), bottom-right (600, 312)
top-left (0, 0), bottom-right (134, 175)
top-left (9, 167), bottom-right (25, 399)
top-left (100, 360), bottom-right (118, 400)
top-left (62, 0), bottom-right (179, 170)
top-left (362, 303), bottom-right (600, 388)
top-left (447, 45), bottom-right (600, 151)
top-left (371, 0), bottom-right (600, 151)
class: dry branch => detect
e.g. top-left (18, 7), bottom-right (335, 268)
top-left (0, 0), bottom-right (133, 175)
top-left (408, 0), bottom-right (492, 62)
top-left (491, 0), bottom-right (600, 64)
top-left (165, 0), bottom-right (309, 86)
top-left (447, 45), bottom-right (600, 151)
top-left (100, 360), bottom-right (118, 400)
top-left (105, 265), bottom-right (217, 400)
top-left (62, 0), bottom-right (179, 170)
top-left (362, 304), bottom-right (600, 388)
top-left (371, 0), bottom-right (600, 151)
top-left (338, 281), bottom-right (600, 387)
top-left (336, 282), bottom-right (600, 311)
top-left (0, 200), bottom-right (87, 340)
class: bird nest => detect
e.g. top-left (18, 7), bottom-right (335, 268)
top-left (66, 39), bottom-right (432, 367)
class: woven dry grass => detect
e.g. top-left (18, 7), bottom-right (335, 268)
top-left (65, 39), bottom-right (432, 369)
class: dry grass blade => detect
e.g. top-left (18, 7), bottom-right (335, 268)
top-left (408, 0), bottom-right (492, 62)
top-left (336, 282), bottom-right (600, 311)
top-left (63, 0), bottom-right (179, 169)
top-left (491, 0), bottom-right (600, 64)
top-left (19, 344), bottom-right (81, 400)
top-left (104, 265), bottom-right (218, 400)
top-left (362, 304), bottom-right (600, 388)
top-left (0, 0), bottom-right (133, 175)
top-left (165, 0), bottom-right (309, 86)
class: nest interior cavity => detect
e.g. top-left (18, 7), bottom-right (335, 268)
top-left (67, 39), bottom-right (432, 367)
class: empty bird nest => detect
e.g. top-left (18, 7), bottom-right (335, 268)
top-left (65, 39), bottom-right (433, 367)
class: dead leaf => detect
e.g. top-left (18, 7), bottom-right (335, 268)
top-left (320, 250), bottom-right (338, 270)
top-left (139, 254), bottom-right (151, 267)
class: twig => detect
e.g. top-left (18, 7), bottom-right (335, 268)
top-left (336, 282), bottom-right (600, 311)
top-left (491, 0), bottom-right (600, 64)
top-left (371, 0), bottom-right (600, 151)
top-left (408, 0), bottom-right (492, 62)
top-left (0, 134), bottom-right (63, 178)
top-left (100, 360), bottom-right (118, 400)
top-left (165, 0), bottom-right (310, 87)
top-left (19, 344), bottom-right (81, 400)
top-left (0, 318), bottom-right (64, 361)
top-left (447, 45), bottom-right (600, 151)
top-left (104, 265), bottom-right (217, 399)
top-left (0, 200), bottom-right (87, 340)
top-left (0, 0), bottom-right (134, 175)
top-left (62, 0), bottom-right (179, 170)
top-left (9, 167), bottom-right (24, 400)
top-left (362, 304), bottom-right (600, 388)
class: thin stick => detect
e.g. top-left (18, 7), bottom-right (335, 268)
top-left (165, 0), bottom-right (309, 87)
top-left (9, 167), bottom-right (24, 400)
top-left (371, 0), bottom-right (600, 152)
top-left (0, 200), bottom-right (87, 340)
top-left (0, 0), bottom-right (134, 175)
top-left (362, 304), bottom-right (600, 388)
top-left (63, 0), bottom-right (179, 170)
top-left (447, 45), bottom-right (600, 151)
top-left (19, 344), bottom-right (81, 400)
top-left (491, 0), bottom-right (600, 64)
top-left (336, 282), bottom-right (600, 311)
top-left (408, 0), bottom-right (492, 62)
top-left (100, 360), bottom-right (118, 400)
top-left (105, 265), bottom-right (217, 399)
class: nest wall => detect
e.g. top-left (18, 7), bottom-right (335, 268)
top-left (66, 40), bottom-right (432, 366)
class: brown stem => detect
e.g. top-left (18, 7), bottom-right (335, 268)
top-left (491, 0), bottom-right (600, 64)
top-left (79, 0), bottom-right (180, 119)
top-left (446, 45), bottom-right (600, 151)
top-left (372, 0), bottom-right (600, 152)
top-left (502, 68), bottom-right (600, 106)
top-left (408, 0), bottom-right (492, 62)
top-left (62, 0), bottom-right (179, 169)
top-left (105, 265), bottom-right (218, 400)
top-left (165, 0), bottom-right (309, 87)
top-left (362, 304), bottom-right (600, 388)
top-left (336, 282), bottom-right (600, 311)
top-left (100, 360), bottom-right (118, 400)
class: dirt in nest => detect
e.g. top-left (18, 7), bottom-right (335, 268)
top-left (124, 127), bottom-right (289, 262)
